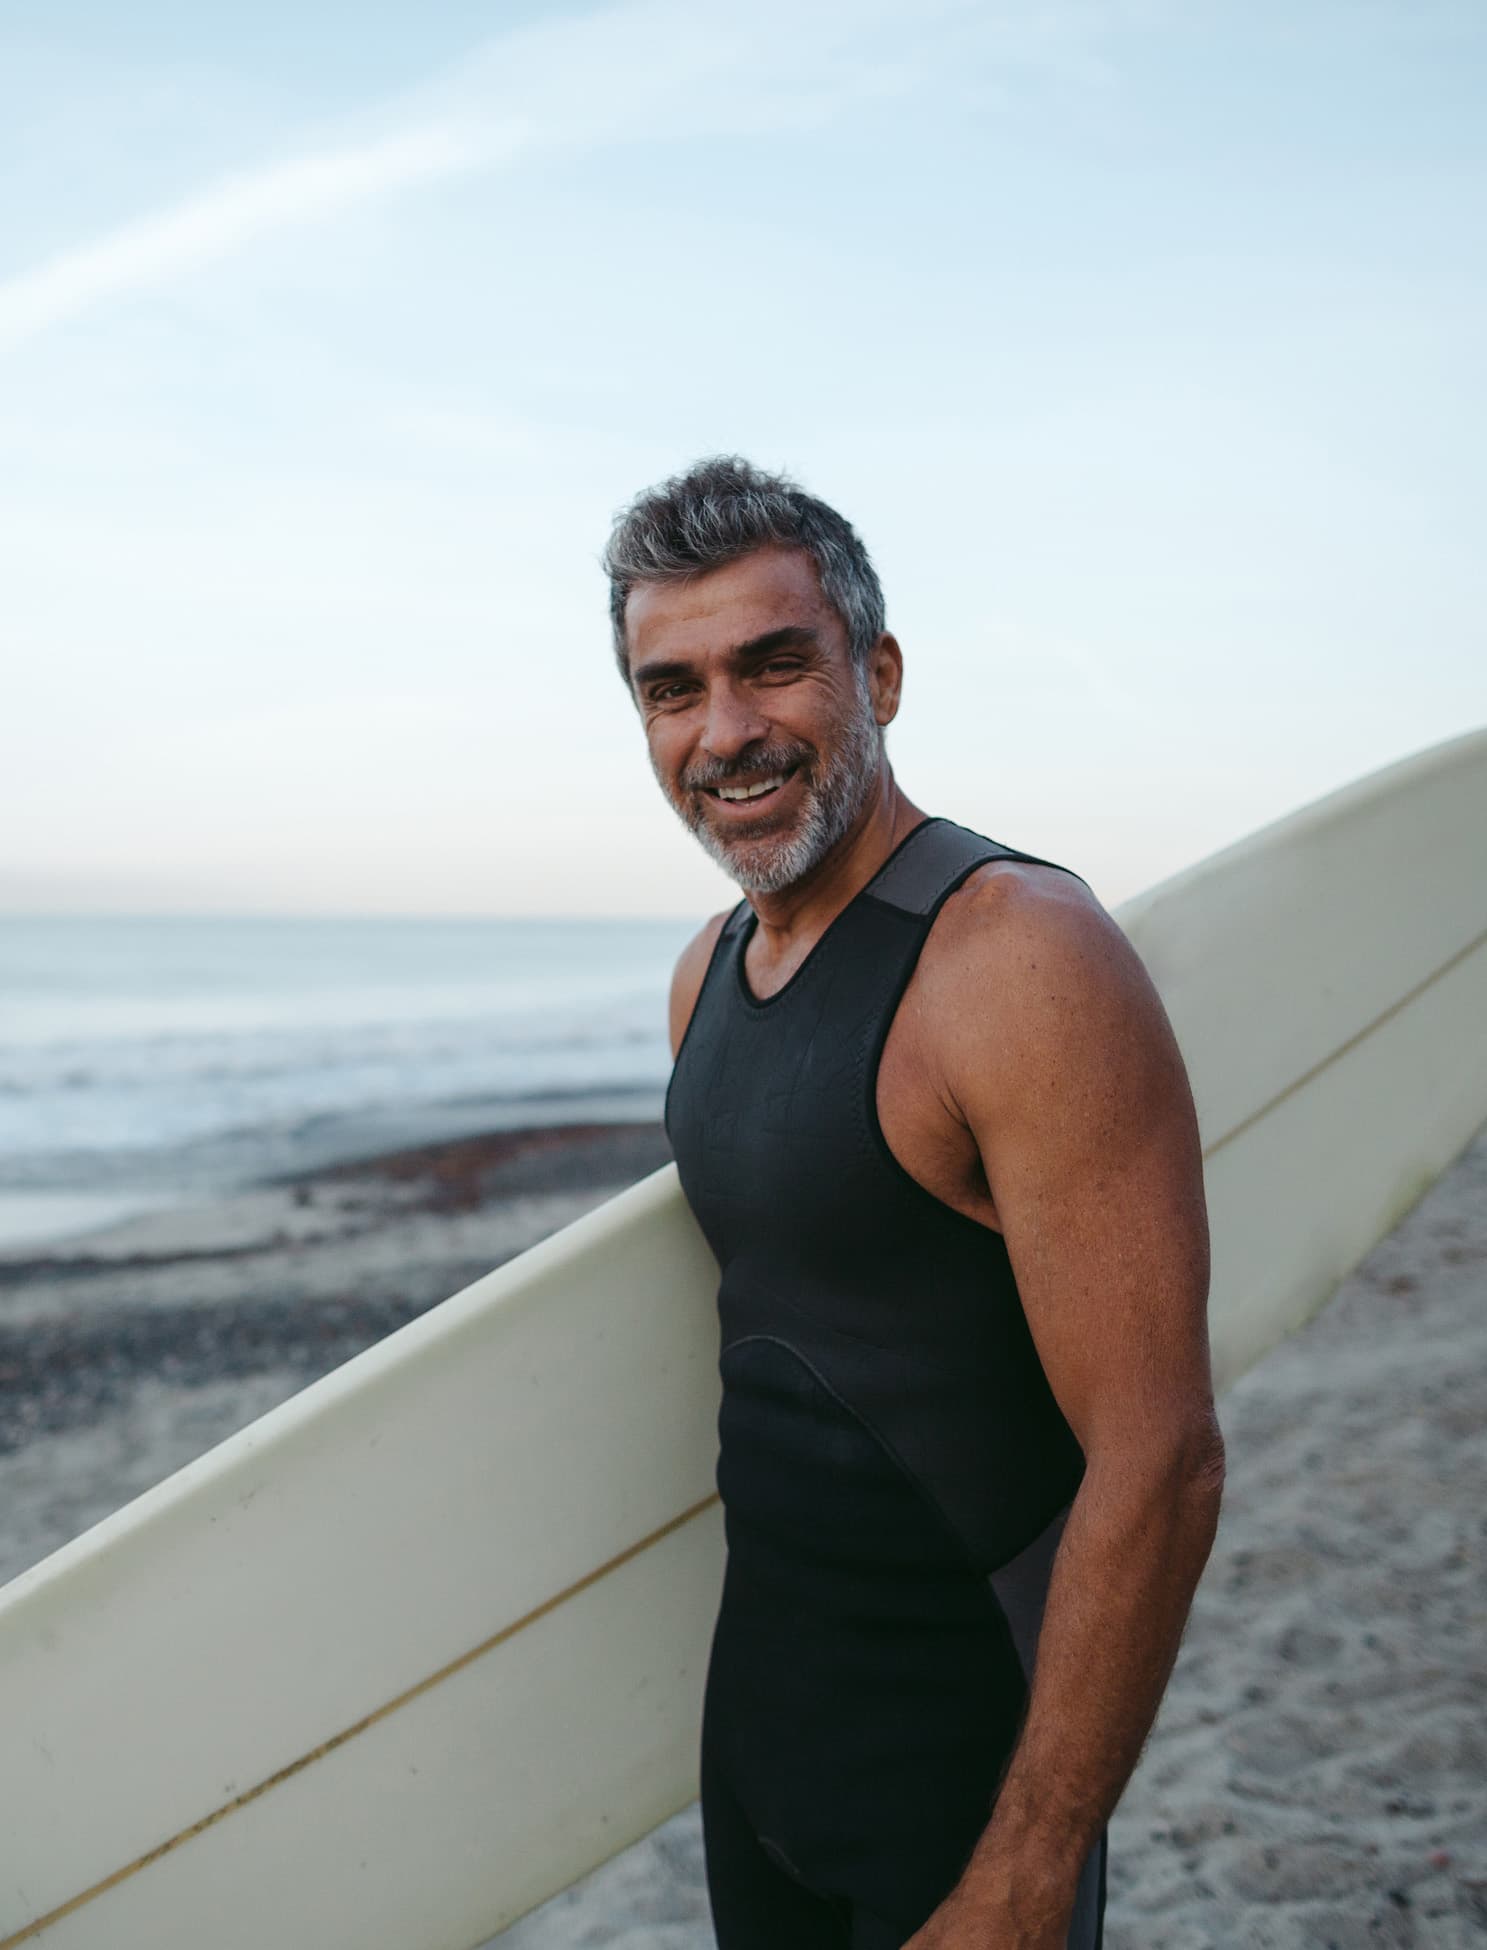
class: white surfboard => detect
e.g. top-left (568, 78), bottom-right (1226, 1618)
top-left (1, 727), bottom-right (1484, 1950)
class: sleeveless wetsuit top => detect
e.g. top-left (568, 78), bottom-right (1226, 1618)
top-left (666, 816), bottom-right (1106, 1945)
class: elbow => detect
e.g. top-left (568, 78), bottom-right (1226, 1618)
top-left (1176, 1405), bottom-right (1226, 1493)
top-left (1176, 1413), bottom-right (1226, 1542)
top-left (1084, 1412), bottom-right (1226, 1530)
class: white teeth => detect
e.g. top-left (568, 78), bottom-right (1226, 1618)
top-left (716, 774), bottom-right (786, 802)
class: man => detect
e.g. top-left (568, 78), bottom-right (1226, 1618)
top-left (603, 456), bottom-right (1224, 1950)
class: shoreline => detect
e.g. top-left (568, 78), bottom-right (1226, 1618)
top-left (0, 1084), bottom-right (669, 1257)
top-left (0, 1119), bottom-right (673, 1570)
top-left (1, 1118), bottom-right (673, 1276)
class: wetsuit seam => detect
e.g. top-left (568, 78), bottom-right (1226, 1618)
top-left (857, 877), bottom-right (1016, 1247)
top-left (723, 1332), bottom-right (995, 1583)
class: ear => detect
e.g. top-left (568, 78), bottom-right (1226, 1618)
top-left (867, 633), bottom-right (904, 727)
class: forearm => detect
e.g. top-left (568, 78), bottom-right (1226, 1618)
top-left (957, 1437), bottom-right (1224, 1913)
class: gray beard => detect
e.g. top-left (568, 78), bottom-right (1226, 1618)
top-left (656, 686), bottom-right (885, 896)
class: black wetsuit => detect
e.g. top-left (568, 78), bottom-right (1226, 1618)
top-left (665, 818), bottom-right (1108, 1950)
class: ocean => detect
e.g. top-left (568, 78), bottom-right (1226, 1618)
top-left (0, 914), bottom-right (698, 1250)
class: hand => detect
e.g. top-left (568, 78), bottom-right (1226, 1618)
top-left (901, 1877), bottom-right (1073, 1949)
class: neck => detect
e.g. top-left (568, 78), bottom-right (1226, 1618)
top-left (745, 767), bottom-right (927, 954)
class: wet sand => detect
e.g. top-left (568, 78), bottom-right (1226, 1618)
top-left (2, 1119), bottom-right (1483, 1947)
top-left (0, 1123), bottom-right (674, 1582)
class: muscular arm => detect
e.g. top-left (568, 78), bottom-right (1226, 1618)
top-left (908, 868), bottom-right (1224, 1947)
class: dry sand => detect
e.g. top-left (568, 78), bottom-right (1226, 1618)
top-left (2, 1120), bottom-right (1483, 1948)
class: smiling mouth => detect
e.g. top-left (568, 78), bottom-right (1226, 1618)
top-left (702, 766), bottom-right (798, 806)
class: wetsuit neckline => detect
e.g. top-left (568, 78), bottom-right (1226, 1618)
top-left (734, 814), bottom-right (943, 1010)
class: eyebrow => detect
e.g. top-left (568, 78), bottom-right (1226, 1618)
top-left (631, 625), bottom-right (819, 692)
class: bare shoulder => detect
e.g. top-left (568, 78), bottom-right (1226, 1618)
top-left (917, 857), bottom-right (1188, 1123)
top-left (923, 856), bottom-right (1142, 1008)
top-left (668, 909), bottom-right (734, 1060)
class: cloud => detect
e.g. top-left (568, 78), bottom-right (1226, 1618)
top-left (0, 124), bottom-right (509, 346)
top-left (0, 0), bottom-right (1128, 347)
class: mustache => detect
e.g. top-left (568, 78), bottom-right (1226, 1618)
top-left (679, 742), bottom-right (813, 794)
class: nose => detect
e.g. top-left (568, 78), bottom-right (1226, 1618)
top-left (699, 677), bottom-right (769, 762)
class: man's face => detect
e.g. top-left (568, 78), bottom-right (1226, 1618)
top-left (625, 545), bottom-right (896, 895)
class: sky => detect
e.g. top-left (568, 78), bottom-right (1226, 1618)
top-left (3, 0), bottom-right (1483, 917)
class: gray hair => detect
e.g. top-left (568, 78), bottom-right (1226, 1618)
top-left (603, 455), bottom-right (886, 683)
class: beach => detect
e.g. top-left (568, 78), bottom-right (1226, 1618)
top-left (0, 1121), bottom-right (674, 1580)
top-left (1, 1117), bottom-right (1483, 1947)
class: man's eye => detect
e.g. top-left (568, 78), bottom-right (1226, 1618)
top-left (760, 659), bottom-right (801, 677)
